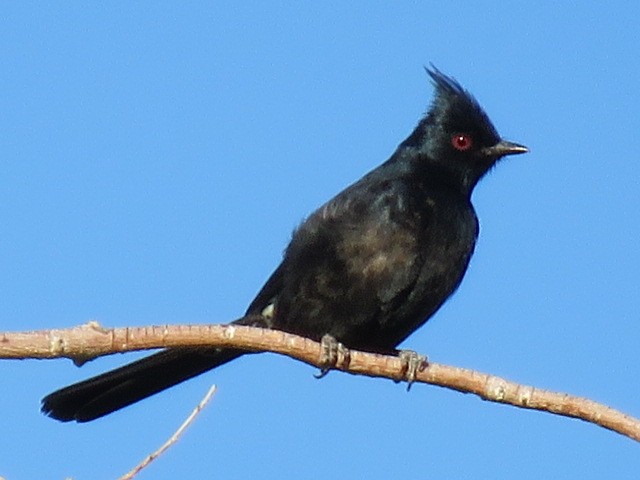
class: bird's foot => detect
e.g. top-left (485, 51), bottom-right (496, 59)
top-left (397, 350), bottom-right (428, 391)
top-left (314, 334), bottom-right (351, 379)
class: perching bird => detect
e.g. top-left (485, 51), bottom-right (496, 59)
top-left (42, 67), bottom-right (527, 422)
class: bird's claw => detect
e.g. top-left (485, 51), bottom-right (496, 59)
top-left (397, 350), bottom-right (428, 390)
top-left (314, 334), bottom-right (350, 379)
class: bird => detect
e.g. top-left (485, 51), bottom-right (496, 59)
top-left (41, 66), bottom-right (528, 422)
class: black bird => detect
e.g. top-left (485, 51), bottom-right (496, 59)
top-left (42, 67), bottom-right (527, 422)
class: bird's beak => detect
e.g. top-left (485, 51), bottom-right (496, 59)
top-left (482, 140), bottom-right (528, 157)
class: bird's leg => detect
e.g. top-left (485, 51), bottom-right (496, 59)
top-left (314, 334), bottom-right (351, 379)
top-left (397, 350), bottom-right (428, 390)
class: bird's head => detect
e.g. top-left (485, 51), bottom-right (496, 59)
top-left (399, 67), bottom-right (527, 194)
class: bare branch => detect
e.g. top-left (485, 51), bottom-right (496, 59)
top-left (1, 319), bottom-right (639, 442)
top-left (118, 385), bottom-right (217, 480)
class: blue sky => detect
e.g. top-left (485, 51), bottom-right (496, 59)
top-left (1, 3), bottom-right (639, 479)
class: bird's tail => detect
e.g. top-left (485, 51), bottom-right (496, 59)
top-left (41, 315), bottom-right (269, 422)
top-left (41, 346), bottom-right (245, 422)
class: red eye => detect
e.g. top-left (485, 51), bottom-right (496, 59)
top-left (451, 134), bottom-right (473, 151)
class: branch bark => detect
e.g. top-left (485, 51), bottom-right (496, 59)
top-left (2, 319), bottom-right (639, 442)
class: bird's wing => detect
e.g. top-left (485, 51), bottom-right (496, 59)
top-left (245, 262), bottom-right (285, 322)
top-left (262, 174), bottom-right (428, 347)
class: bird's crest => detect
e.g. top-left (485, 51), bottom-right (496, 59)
top-left (425, 66), bottom-right (499, 140)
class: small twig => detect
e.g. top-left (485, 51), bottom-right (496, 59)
top-left (118, 385), bottom-right (217, 480)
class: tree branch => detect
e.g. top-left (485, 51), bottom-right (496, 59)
top-left (119, 384), bottom-right (217, 480)
top-left (2, 319), bottom-right (639, 442)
